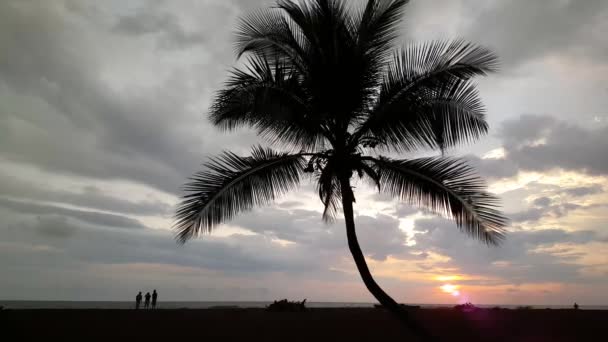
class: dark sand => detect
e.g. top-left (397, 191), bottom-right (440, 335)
top-left (2, 308), bottom-right (606, 341)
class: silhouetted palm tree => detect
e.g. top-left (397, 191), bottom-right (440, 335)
top-left (175, 0), bottom-right (507, 339)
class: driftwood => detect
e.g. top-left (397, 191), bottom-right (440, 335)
top-left (266, 299), bottom-right (307, 312)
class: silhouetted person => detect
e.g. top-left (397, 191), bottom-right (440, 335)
top-left (144, 292), bottom-right (151, 309)
top-left (152, 289), bottom-right (158, 309)
top-left (574, 302), bottom-right (579, 310)
top-left (135, 291), bottom-right (142, 310)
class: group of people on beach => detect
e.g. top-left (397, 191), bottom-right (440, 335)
top-left (135, 290), bottom-right (158, 309)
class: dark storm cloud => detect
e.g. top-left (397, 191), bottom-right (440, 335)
top-left (465, 115), bottom-right (608, 180)
top-left (0, 0), bottom-right (258, 196)
top-left (0, 1), bottom-right (181, 193)
top-left (461, 0), bottom-right (608, 67)
top-left (503, 115), bottom-right (608, 175)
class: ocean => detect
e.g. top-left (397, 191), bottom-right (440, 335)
top-left (2, 301), bottom-right (607, 310)
top-left (1, 301), bottom-right (373, 310)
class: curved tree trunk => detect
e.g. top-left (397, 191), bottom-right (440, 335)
top-left (339, 177), bottom-right (435, 341)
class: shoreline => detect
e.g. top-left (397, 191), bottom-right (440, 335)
top-left (2, 300), bottom-right (604, 310)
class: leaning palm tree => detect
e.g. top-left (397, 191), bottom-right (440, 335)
top-left (175, 0), bottom-right (507, 339)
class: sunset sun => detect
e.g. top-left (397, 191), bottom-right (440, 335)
top-left (440, 284), bottom-right (461, 297)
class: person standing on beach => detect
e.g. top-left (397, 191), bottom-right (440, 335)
top-left (135, 292), bottom-right (142, 310)
top-left (151, 290), bottom-right (158, 309)
top-left (144, 292), bottom-right (151, 309)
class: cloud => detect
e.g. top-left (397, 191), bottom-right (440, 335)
top-left (35, 215), bottom-right (79, 238)
top-left (0, 174), bottom-right (171, 216)
top-left (412, 217), bottom-right (604, 285)
top-left (563, 186), bottom-right (604, 197)
top-left (501, 115), bottom-right (608, 175)
top-left (509, 203), bottom-right (585, 224)
top-left (113, 4), bottom-right (208, 49)
top-left (464, 154), bottom-right (519, 180)
top-left (465, 115), bottom-right (608, 180)
top-left (532, 197), bottom-right (552, 208)
top-left (438, 0), bottom-right (608, 68)
top-left (232, 208), bottom-right (408, 261)
top-left (394, 204), bottom-right (420, 218)
top-left (403, 0), bottom-right (608, 73)
top-left (1, 0), bottom-right (608, 304)
top-left (0, 197), bottom-right (146, 230)
top-left (0, 206), bottom-right (317, 275)
top-left (0, 0), bottom-right (259, 196)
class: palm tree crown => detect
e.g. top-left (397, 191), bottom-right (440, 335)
top-left (175, 1), bottom-right (508, 339)
top-left (175, 0), bottom-right (507, 244)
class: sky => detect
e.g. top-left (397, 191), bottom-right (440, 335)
top-left (1, 0), bottom-right (607, 305)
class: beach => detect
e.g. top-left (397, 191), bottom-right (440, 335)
top-left (2, 307), bottom-right (605, 341)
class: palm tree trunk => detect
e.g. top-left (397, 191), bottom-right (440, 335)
top-left (339, 177), bottom-right (435, 341)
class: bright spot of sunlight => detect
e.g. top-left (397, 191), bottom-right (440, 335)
top-left (482, 147), bottom-right (506, 160)
top-left (440, 284), bottom-right (460, 297)
top-left (435, 275), bottom-right (463, 282)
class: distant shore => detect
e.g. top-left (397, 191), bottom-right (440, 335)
top-left (2, 307), bottom-right (606, 341)
top-left (2, 300), bottom-right (605, 310)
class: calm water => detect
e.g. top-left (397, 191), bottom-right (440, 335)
top-left (1, 301), bottom-right (607, 310)
top-left (0, 301), bottom-right (373, 310)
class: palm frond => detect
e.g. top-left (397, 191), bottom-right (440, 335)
top-left (316, 160), bottom-right (342, 222)
top-left (174, 147), bottom-right (306, 243)
top-left (349, 0), bottom-right (410, 113)
top-left (235, 7), bottom-right (309, 74)
top-left (278, 0), bottom-right (356, 53)
top-left (426, 79), bottom-right (488, 151)
top-left (359, 158), bottom-right (381, 191)
top-left (388, 39), bottom-right (499, 87)
top-left (369, 156), bottom-right (508, 245)
top-left (277, 0), bottom-right (373, 130)
top-left (357, 0), bottom-right (409, 65)
top-left (353, 40), bottom-right (496, 151)
top-left (356, 78), bottom-right (489, 152)
top-left (210, 55), bottom-right (329, 151)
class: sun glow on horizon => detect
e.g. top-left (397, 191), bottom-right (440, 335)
top-left (440, 284), bottom-right (461, 297)
top-left (435, 275), bottom-right (463, 282)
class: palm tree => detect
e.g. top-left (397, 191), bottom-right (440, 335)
top-left (175, 0), bottom-right (507, 339)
